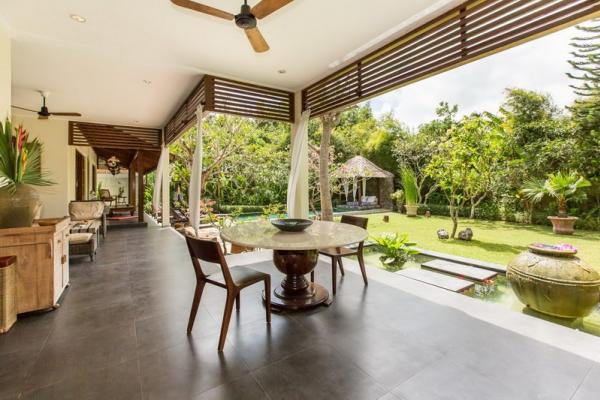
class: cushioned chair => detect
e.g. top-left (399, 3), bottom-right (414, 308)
top-left (310, 215), bottom-right (368, 295)
top-left (69, 200), bottom-right (106, 244)
top-left (185, 234), bottom-right (271, 351)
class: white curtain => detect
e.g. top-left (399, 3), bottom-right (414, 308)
top-left (152, 146), bottom-right (168, 213)
top-left (343, 180), bottom-right (349, 202)
top-left (352, 177), bottom-right (358, 202)
top-left (286, 110), bottom-right (310, 218)
top-left (189, 105), bottom-right (205, 235)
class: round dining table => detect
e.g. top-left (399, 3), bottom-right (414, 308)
top-left (220, 220), bottom-right (368, 310)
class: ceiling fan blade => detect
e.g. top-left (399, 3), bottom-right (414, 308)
top-left (251, 0), bottom-right (293, 19)
top-left (170, 0), bottom-right (234, 20)
top-left (245, 27), bottom-right (269, 53)
top-left (50, 112), bottom-right (82, 117)
top-left (11, 105), bottom-right (39, 113)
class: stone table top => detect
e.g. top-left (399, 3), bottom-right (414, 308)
top-left (220, 220), bottom-right (368, 251)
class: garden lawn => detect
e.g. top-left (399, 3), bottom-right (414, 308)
top-left (361, 212), bottom-right (600, 271)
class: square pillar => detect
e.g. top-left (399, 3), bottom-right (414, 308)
top-left (161, 146), bottom-right (170, 227)
top-left (290, 91), bottom-right (309, 218)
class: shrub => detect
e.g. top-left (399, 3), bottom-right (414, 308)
top-left (372, 233), bottom-right (418, 272)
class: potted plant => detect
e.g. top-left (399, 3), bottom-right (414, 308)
top-left (0, 119), bottom-right (54, 228)
top-left (521, 171), bottom-right (590, 235)
top-left (372, 232), bottom-right (418, 271)
top-left (401, 168), bottom-right (419, 216)
top-left (390, 190), bottom-right (404, 212)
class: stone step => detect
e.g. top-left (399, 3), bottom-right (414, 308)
top-left (415, 248), bottom-right (507, 273)
top-left (395, 268), bottom-right (475, 292)
top-left (421, 259), bottom-right (497, 282)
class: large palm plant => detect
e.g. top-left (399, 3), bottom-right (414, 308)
top-left (0, 119), bottom-right (54, 194)
top-left (521, 171), bottom-right (590, 217)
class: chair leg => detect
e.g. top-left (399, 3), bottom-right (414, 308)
top-left (187, 281), bottom-right (206, 334)
top-left (338, 257), bottom-right (345, 276)
top-left (264, 276), bottom-right (271, 324)
top-left (310, 270), bottom-right (315, 283)
top-left (331, 257), bottom-right (337, 296)
top-left (236, 293), bottom-right (241, 311)
top-left (358, 251), bottom-right (368, 286)
top-left (218, 291), bottom-right (236, 351)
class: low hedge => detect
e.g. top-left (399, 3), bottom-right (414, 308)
top-left (216, 204), bottom-right (285, 214)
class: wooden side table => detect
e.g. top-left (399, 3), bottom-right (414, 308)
top-left (0, 255), bottom-right (17, 333)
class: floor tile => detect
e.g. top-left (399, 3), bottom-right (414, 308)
top-left (192, 373), bottom-right (268, 400)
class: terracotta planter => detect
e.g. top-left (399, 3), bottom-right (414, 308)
top-left (405, 205), bottom-right (418, 217)
top-left (0, 184), bottom-right (41, 228)
top-left (507, 247), bottom-right (600, 318)
top-left (547, 216), bottom-right (578, 235)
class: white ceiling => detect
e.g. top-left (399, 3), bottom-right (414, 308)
top-left (1, 0), bottom-right (463, 127)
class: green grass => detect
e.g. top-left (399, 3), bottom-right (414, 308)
top-left (360, 212), bottom-right (600, 271)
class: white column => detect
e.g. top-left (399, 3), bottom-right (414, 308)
top-left (289, 92), bottom-right (309, 218)
top-left (161, 145), bottom-right (170, 227)
top-left (362, 177), bottom-right (367, 200)
top-left (0, 22), bottom-right (11, 121)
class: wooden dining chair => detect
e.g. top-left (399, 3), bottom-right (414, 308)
top-left (185, 234), bottom-right (271, 351)
top-left (310, 215), bottom-right (368, 295)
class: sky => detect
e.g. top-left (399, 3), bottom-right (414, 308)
top-left (366, 25), bottom-right (580, 129)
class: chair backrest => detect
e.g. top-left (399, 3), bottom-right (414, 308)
top-left (69, 200), bottom-right (105, 220)
top-left (340, 214), bottom-right (368, 229)
top-left (99, 189), bottom-right (112, 200)
top-left (184, 234), bottom-right (233, 285)
top-left (341, 215), bottom-right (368, 249)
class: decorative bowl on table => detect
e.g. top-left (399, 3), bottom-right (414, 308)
top-left (271, 218), bottom-right (313, 232)
top-left (528, 243), bottom-right (577, 257)
top-left (36, 218), bottom-right (63, 226)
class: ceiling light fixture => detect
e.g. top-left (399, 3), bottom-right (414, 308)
top-left (69, 14), bottom-right (87, 23)
top-left (142, 80), bottom-right (152, 85)
top-left (278, 69), bottom-right (287, 74)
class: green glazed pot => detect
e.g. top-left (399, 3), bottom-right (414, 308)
top-left (507, 247), bottom-right (600, 318)
top-left (0, 184), bottom-right (41, 228)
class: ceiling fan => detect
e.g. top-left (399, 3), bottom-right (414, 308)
top-left (171, 0), bottom-right (293, 53)
top-left (12, 91), bottom-right (82, 120)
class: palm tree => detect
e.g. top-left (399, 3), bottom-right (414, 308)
top-left (521, 172), bottom-right (590, 218)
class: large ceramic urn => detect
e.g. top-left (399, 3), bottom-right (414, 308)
top-left (507, 245), bottom-right (600, 318)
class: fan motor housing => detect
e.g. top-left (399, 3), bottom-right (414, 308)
top-left (235, 4), bottom-right (256, 29)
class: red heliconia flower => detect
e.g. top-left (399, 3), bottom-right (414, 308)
top-left (16, 124), bottom-right (28, 152)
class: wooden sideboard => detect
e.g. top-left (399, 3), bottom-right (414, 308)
top-left (0, 217), bottom-right (70, 313)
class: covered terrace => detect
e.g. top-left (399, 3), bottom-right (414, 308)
top-left (1, 1), bottom-right (600, 399)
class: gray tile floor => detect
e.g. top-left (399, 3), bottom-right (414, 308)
top-left (1, 226), bottom-right (599, 400)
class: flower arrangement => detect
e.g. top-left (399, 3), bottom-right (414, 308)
top-left (0, 119), bottom-right (53, 193)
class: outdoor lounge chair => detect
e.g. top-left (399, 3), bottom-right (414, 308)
top-left (69, 200), bottom-right (106, 245)
top-left (361, 196), bottom-right (378, 208)
top-left (99, 188), bottom-right (116, 207)
top-left (184, 234), bottom-right (271, 351)
top-left (311, 215), bottom-right (369, 295)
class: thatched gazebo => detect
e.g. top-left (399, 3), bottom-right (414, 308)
top-left (334, 155), bottom-right (394, 209)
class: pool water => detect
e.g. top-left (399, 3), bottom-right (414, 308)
top-left (358, 246), bottom-right (600, 337)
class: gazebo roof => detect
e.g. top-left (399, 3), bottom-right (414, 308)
top-left (334, 156), bottom-right (394, 179)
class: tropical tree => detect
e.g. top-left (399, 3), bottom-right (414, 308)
top-left (394, 102), bottom-right (457, 204)
top-left (318, 112), bottom-right (340, 221)
top-left (521, 171), bottom-right (591, 218)
top-left (426, 113), bottom-right (508, 237)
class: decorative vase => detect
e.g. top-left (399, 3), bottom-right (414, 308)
top-left (405, 204), bottom-right (418, 217)
top-left (507, 246), bottom-right (600, 318)
top-left (0, 184), bottom-right (41, 228)
top-left (547, 216), bottom-right (578, 235)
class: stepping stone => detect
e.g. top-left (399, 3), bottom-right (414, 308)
top-left (421, 259), bottom-right (497, 281)
top-left (396, 268), bottom-right (474, 292)
top-left (415, 248), bottom-right (506, 273)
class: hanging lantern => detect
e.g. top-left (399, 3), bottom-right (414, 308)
top-left (106, 156), bottom-right (121, 176)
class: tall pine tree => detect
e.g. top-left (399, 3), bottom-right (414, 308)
top-left (567, 20), bottom-right (600, 177)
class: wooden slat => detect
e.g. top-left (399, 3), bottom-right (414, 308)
top-left (69, 121), bottom-right (161, 151)
top-left (303, 0), bottom-right (600, 117)
top-left (164, 75), bottom-right (294, 144)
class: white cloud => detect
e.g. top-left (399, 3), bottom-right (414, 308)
top-left (367, 26), bottom-right (579, 129)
